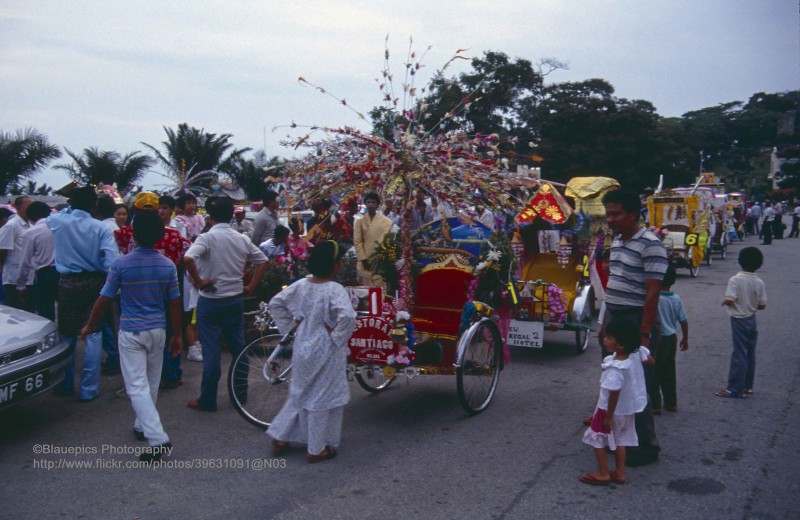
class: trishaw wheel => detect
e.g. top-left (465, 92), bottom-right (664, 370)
top-left (575, 327), bottom-right (591, 355)
top-left (228, 334), bottom-right (292, 430)
top-left (355, 364), bottom-right (396, 393)
top-left (456, 319), bottom-right (502, 415)
top-left (574, 289), bottom-right (594, 355)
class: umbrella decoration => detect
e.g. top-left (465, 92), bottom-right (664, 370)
top-left (154, 158), bottom-right (217, 196)
top-left (277, 39), bottom-right (530, 311)
top-left (516, 183), bottom-right (573, 225)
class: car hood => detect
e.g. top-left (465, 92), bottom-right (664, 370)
top-left (0, 305), bottom-right (57, 353)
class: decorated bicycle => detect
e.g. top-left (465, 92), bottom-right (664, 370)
top-left (227, 44), bottom-right (529, 428)
top-left (506, 181), bottom-right (598, 355)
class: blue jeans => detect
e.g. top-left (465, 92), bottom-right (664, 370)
top-left (727, 315), bottom-right (758, 393)
top-left (59, 332), bottom-right (103, 400)
top-left (196, 295), bottom-right (246, 409)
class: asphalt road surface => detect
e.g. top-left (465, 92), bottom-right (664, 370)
top-left (2, 235), bottom-right (798, 520)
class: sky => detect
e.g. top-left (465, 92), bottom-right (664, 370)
top-left (1, 0), bottom-right (799, 192)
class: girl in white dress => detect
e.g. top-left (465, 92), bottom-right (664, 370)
top-left (580, 320), bottom-right (643, 485)
top-left (267, 241), bottom-right (357, 463)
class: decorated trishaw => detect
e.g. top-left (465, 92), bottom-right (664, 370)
top-left (226, 45), bottom-right (529, 428)
top-left (505, 181), bottom-right (601, 355)
top-left (647, 191), bottom-right (709, 276)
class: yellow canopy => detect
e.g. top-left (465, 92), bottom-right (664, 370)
top-left (564, 177), bottom-right (620, 217)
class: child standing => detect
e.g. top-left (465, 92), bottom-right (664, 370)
top-left (81, 212), bottom-right (182, 462)
top-left (267, 241), bottom-right (357, 463)
top-left (580, 320), bottom-right (649, 485)
top-left (716, 247), bottom-right (767, 398)
top-left (650, 265), bottom-right (689, 413)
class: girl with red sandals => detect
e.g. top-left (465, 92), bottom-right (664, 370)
top-left (580, 321), bottom-right (649, 486)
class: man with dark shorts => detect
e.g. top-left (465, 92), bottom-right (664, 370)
top-left (599, 188), bottom-right (668, 466)
top-left (48, 187), bottom-right (120, 400)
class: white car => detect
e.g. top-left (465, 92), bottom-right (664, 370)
top-left (0, 305), bottom-right (71, 411)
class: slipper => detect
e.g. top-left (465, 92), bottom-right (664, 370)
top-left (665, 406), bottom-right (678, 413)
top-left (579, 473), bottom-right (610, 486)
top-left (307, 446), bottom-right (337, 464)
top-left (582, 417), bottom-right (592, 426)
top-left (610, 471), bottom-right (626, 485)
top-left (715, 390), bottom-right (747, 399)
top-left (271, 440), bottom-right (288, 456)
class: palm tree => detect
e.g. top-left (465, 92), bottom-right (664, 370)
top-left (142, 123), bottom-right (251, 194)
top-left (9, 180), bottom-right (54, 196)
top-left (54, 147), bottom-right (153, 195)
top-left (225, 151), bottom-right (286, 201)
top-left (0, 127), bottom-right (61, 194)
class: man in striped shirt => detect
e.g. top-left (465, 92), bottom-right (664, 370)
top-left (81, 212), bottom-right (182, 463)
top-left (600, 188), bottom-right (668, 467)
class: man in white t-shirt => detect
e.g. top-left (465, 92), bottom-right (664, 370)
top-left (184, 196), bottom-right (268, 412)
top-left (0, 196), bottom-right (33, 310)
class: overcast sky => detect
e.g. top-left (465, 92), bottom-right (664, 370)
top-left (2, 0), bottom-right (798, 191)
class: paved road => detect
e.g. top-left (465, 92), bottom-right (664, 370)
top-left (2, 236), bottom-right (798, 519)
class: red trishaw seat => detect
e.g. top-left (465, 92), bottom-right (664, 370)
top-left (412, 263), bottom-right (474, 341)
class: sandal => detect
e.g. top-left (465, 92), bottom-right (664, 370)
top-left (307, 446), bottom-right (337, 464)
top-left (271, 440), bottom-right (288, 456)
top-left (666, 406), bottom-right (678, 413)
top-left (610, 470), bottom-right (626, 485)
top-left (715, 390), bottom-right (747, 399)
top-left (579, 473), bottom-right (610, 486)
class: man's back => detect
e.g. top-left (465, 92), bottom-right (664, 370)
top-left (101, 248), bottom-right (179, 332)
top-left (186, 224), bottom-right (266, 298)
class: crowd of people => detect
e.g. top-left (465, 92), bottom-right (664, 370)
top-left (0, 185), bottom-right (776, 471)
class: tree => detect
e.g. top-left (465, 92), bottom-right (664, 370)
top-left (224, 151), bottom-right (286, 201)
top-left (0, 128), bottom-right (61, 194)
top-left (142, 123), bottom-right (251, 194)
top-left (54, 147), bottom-right (153, 195)
top-left (9, 180), bottom-right (54, 196)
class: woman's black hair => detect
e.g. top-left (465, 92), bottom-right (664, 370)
top-left (307, 240), bottom-right (344, 277)
top-left (604, 318), bottom-right (640, 354)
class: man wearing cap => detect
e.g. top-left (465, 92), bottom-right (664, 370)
top-left (48, 187), bottom-right (120, 400)
top-left (230, 208), bottom-right (253, 237)
top-left (114, 192), bottom-right (191, 389)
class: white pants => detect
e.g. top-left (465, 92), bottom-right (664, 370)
top-left (119, 329), bottom-right (169, 446)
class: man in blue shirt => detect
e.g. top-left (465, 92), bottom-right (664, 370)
top-left (47, 186), bottom-right (120, 401)
top-left (81, 212), bottom-right (182, 462)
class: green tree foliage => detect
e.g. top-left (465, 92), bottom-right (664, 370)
top-left (0, 128), bottom-right (61, 194)
top-left (55, 147), bottom-right (153, 195)
top-left (224, 150), bottom-right (286, 201)
top-left (9, 180), bottom-right (54, 196)
top-left (142, 123), bottom-right (251, 193)
top-left (401, 49), bottom-right (798, 195)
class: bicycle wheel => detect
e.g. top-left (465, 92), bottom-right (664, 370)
top-left (574, 290), bottom-right (594, 355)
top-left (228, 334), bottom-right (292, 429)
top-left (355, 364), bottom-right (396, 393)
top-left (456, 319), bottom-right (502, 415)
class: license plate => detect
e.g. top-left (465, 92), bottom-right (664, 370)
top-left (0, 370), bottom-right (49, 406)
top-left (507, 320), bottom-right (545, 348)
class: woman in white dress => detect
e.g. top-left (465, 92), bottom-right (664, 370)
top-left (267, 240), bottom-right (357, 463)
